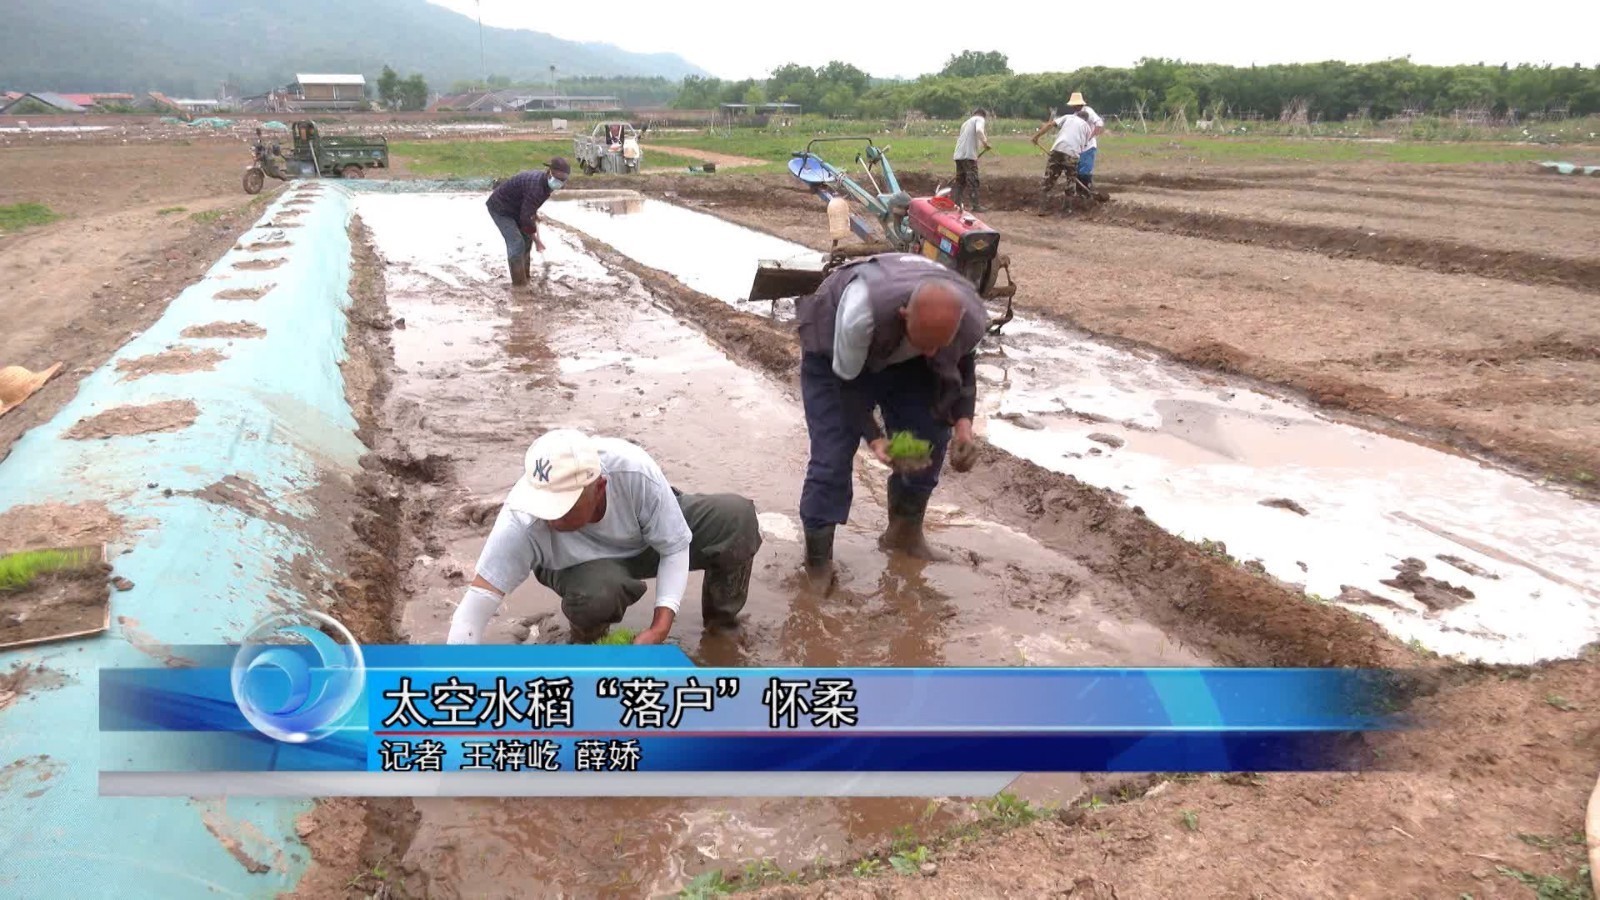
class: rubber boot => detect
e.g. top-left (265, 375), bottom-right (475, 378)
top-left (702, 556), bottom-right (753, 632)
top-left (803, 525), bottom-right (835, 588)
top-left (878, 481), bottom-right (949, 562)
top-left (509, 253), bottom-right (530, 286)
top-left (1037, 189), bottom-right (1054, 217)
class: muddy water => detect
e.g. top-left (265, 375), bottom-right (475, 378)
top-left (357, 192), bottom-right (1202, 897)
top-left (546, 197), bottom-right (1600, 666)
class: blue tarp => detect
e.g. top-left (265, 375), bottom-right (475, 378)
top-left (0, 184), bottom-right (363, 897)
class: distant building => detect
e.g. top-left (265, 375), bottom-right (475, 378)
top-left (291, 74), bottom-right (368, 111)
top-left (169, 98), bottom-right (222, 114)
top-left (0, 92), bottom-right (87, 113)
top-left (428, 89), bottom-right (620, 113)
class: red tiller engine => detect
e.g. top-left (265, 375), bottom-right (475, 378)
top-left (906, 196), bottom-right (1014, 309)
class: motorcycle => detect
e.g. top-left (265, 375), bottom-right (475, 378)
top-left (242, 136), bottom-right (291, 195)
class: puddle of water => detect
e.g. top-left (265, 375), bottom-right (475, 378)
top-left (357, 192), bottom-right (1202, 895)
top-left (550, 199), bottom-right (1600, 666)
top-left (541, 196), bottom-right (811, 310)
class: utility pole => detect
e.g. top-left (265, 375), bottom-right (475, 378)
top-left (477, 1), bottom-right (486, 90)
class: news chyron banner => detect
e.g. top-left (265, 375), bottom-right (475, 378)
top-left (98, 612), bottom-right (1407, 797)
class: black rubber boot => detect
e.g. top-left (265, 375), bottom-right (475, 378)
top-left (702, 556), bottom-right (753, 632)
top-left (803, 525), bottom-right (835, 587)
top-left (879, 481), bottom-right (949, 561)
top-left (509, 253), bottom-right (530, 286)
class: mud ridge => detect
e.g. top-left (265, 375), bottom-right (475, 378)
top-left (114, 346), bottom-right (226, 381)
top-left (63, 400), bottom-right (199, 440)
top-left (289, 217), bottom-right (422, 899)
top-left (565, 230), bottom-right (1406, 668)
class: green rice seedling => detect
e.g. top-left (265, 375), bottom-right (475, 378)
top-left (0, 547), bottom-right (98, 592)
top-left (594, 627), bottom-right (637, 645)
top-left (887, 431), bottom-right (932, 460)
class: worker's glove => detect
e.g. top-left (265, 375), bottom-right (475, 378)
top-left (949, 438), bottom-right (979, 473)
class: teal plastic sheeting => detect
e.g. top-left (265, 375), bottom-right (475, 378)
top-left (0, 184), bottom-right (365, 897)
top-left (261, 121), bottom-right (289, 131)
top-left (1538, 161), bottom-right (1600, 176)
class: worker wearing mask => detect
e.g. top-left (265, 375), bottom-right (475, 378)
top-left (951, 107), bottom-right (992, 210)
top-left (1063, 92), bottom-right (1106, 187)
top-left (447, 429), bottom-right (762, 645)
top-left (485, 156), bottom-right (569, 287)
top-left (796, 253), bottom-right (985, 587)
top-left (1030, 108), bottom-right (1095, 215)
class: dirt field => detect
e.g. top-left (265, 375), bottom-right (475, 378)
top-left (4, 131), bottom-right (1598, 898)
top-left (0, 138), bottom-right (275, 464)
top-left (649, 167), bottom-right (1600, 490)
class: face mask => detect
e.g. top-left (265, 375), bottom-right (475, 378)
top-left (549, 176), bottom-right (565, 190)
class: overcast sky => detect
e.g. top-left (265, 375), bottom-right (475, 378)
top-left (427, 0), bottom-right (1599, 80)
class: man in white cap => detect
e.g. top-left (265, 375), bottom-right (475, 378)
top-left (447, 429), bottom-right (762, 644)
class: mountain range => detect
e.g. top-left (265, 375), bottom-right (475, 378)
top-left (0, 0), bottom-right (709, 96)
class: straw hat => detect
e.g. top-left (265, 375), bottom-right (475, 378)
top-left (1068, 92), bottom-right (1087, 107)
top-left (0, 363), bottom-right (63, 416)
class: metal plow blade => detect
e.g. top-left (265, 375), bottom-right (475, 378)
top-left (747, 256), bottom-right (829, 303)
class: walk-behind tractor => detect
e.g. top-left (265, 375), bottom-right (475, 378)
top-left (748, 137), bottom-right (1018, 333)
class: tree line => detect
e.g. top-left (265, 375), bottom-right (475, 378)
top-left (670, 54), bottom-right (1600, 120)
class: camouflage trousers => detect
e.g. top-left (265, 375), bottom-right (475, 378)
top-left (952, 158), bottom-right (981, 208)
top-left (1040, 151), bottom-right (1081, 194)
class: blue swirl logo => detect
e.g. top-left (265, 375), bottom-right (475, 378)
top-left (231, 611), bottom-right (365, 743)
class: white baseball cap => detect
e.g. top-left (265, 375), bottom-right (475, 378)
top-left (505, 429), bottom-right (603, 520)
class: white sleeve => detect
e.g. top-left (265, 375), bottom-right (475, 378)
top-left (652, 548), bottom-right (690, 614)
top-left (1086, 106), bottom-right (1104, 127)
top-left (447, 585), bottom-right (502, 644)
top-left (831, 279), bottom-right (873, 380)
top-left (976, 119), bottom-right (987, 140)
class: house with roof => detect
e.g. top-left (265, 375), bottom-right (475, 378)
top-left (0, 92), bottom-right (87, 114)
top-left (427, 89), bottom-right (620, 113)
top-left (291, 74), bottom-right (368, 111)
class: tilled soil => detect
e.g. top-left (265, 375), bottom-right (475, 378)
top-left (660, 172), bottom-right (1600, 488)
top-left (751, 650), bottom-right (1600, 900)
top-left (0, 140), bottom-right (274, 464)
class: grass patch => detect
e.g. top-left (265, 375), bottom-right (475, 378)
top-left (0, 202), bottom-right (60, 232)
top-left (190, 209), bottom-right (225, 224)
top-left (1496, 864), bottom-right (1594, 900)
top-left (156, 206), bottom-right (187, 215)
top-left (677, 868), bottom-right (735, 898)
top-left (0, 547), bottom-right (98, 592)
top-left (392, 139), bottom-right (703, 179)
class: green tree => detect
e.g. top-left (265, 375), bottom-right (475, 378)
top-left (940, 51), bottom-right (1011, 78)
top-left (399, 74), bottom-right (429, 111)
top-left (377, 65), bottom-right (402, 109)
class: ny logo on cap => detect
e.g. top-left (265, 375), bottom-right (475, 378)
top-left (531, 458), bottom-right (553, 482)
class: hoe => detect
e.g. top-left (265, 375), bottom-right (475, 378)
top-left (747, 138), bottom-right (1018, 334)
